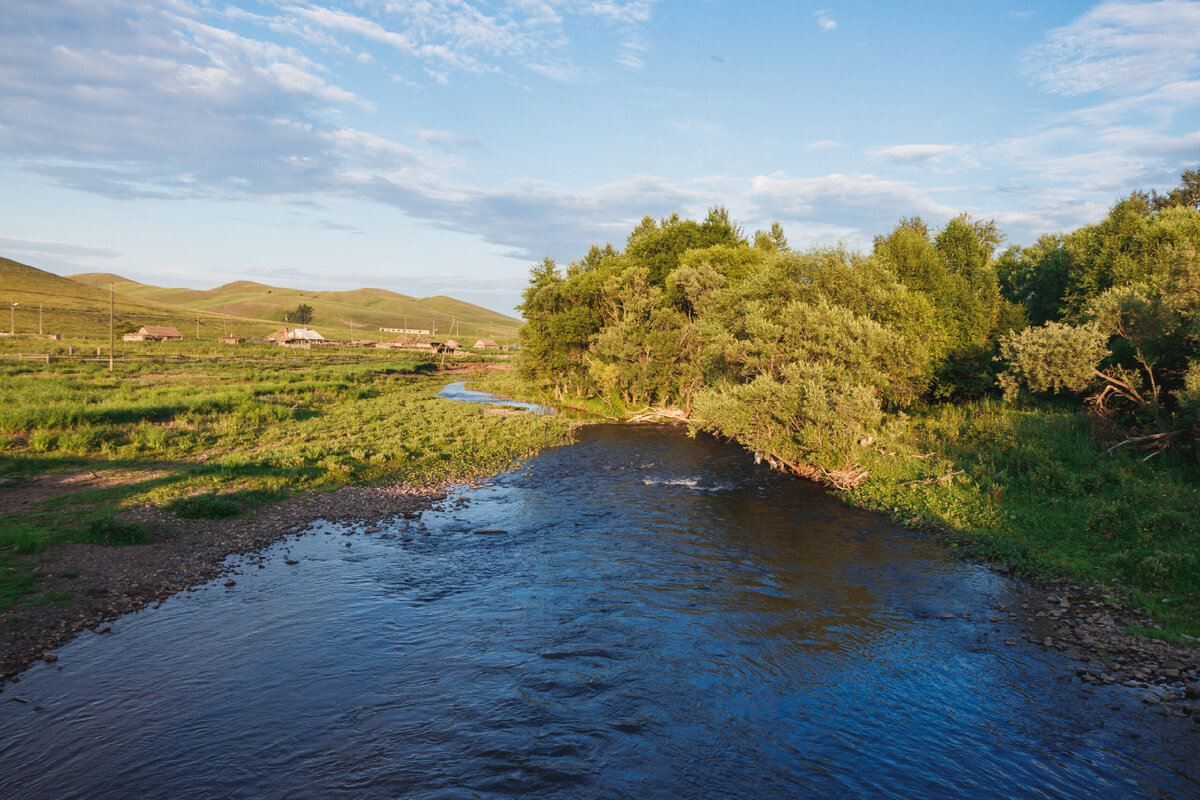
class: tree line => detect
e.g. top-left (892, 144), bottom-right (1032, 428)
top-left (517, 170), bottom-right (1200, 484)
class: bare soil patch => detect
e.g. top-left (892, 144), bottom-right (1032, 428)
top-left (1, 468), bottom-right (175, 514)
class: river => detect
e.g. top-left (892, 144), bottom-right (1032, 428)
top-left (1, 394), bottom-right (1198, 798)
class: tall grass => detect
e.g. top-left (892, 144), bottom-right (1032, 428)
top-left (849, 399), bottom-right (1200, 639)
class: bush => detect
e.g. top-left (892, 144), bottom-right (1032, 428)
top-left (83, 516), bottom-right (150, 546)
top-left (167, 492), bottom-right (241, 519)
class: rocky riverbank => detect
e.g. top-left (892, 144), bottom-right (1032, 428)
top-left (1018, 578), bottom-right (1200, 723)
top-left (0, 484), bottom-right (448, 688)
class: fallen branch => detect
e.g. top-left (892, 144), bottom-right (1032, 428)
top-left (901, 470), bottom-right (964, 487)
top-left (823, 467), bottom-right (869, 490)
top-left (627, 406), bottom-right (690, 423)
top-left (1101, 429), bottom-right (1186, 458)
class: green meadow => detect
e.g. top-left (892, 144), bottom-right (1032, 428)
top-left (0, 348), bottom-right (571, 609)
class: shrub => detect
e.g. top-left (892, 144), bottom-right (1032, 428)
top-left (83, 516), bottom-right (150, 546)
top-left (167, 492), bottom-right (241, 519)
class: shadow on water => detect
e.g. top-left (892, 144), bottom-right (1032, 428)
top-left (1, 423), bottom-right (1198, 799)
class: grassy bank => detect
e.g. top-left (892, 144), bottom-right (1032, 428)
top-left (0, 355), bottom-right (572, 609)
top-left (479, 375), bottom-right (1199, 642)
top-left (847, 401), bottom-right (1199, 642)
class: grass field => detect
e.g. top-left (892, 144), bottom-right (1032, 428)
top-left (0, 352), bottom-right (571, 610)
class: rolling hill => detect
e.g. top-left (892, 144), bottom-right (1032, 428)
top-left (43, 265), bottom-right (522, 342)
top-left (0, 258), bottom-right (270, 339)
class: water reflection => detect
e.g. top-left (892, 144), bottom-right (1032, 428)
top-left (0, 424), bottom-right (1197, 799)
top-left (435, 381), bottom-right (556, 414)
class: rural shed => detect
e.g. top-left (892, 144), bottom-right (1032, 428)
top-left (473, 338), bottom-right (499, 349)
top-left (123, 325), bottom-right (184, 342)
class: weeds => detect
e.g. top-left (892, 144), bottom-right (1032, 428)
top-left (82, 516), bottom-right (150, 546)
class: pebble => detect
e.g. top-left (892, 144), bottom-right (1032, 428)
top-left (41, 653), bottom-right (57, 663)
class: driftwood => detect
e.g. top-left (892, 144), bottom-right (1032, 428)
top-left (1100, 429), bottom-right (1186, 458)
top-left (768, 453), bottom-right (868, 489)
top-left (626, 406), bottom-right (690, 423)
top-left (822, 468), bottom-right (870, 490)
top-left (901, 470), bottom-right (964, 487)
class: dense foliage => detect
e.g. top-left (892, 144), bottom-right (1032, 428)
top-left (519, 171), bottom-right (1200, 480)
top-left (518, 207), bottom-right (1012, 478)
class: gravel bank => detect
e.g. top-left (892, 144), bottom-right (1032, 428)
top-left (0, 484), bottom-right (447, 688)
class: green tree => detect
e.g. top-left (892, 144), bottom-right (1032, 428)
top-left (1150, 167), bottom-right (1200, 210)
top-left (290, 304), bottom-right (314, 324)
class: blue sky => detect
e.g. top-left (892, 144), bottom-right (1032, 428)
top-left (3, 1), bottom-right (1199, 315)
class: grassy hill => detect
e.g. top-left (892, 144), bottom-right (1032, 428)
top-left (69, 271), bottom-right (521, 344)
top-left (1, 259), bottom-right (270, 339)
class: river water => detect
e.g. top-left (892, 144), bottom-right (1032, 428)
top-left (1, 400), bottom-right (1198, 798)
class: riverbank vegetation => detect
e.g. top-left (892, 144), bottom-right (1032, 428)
top-left (0, 350), bottom-right (570, 610)
top-left (513, 170), bottom-right (1200, 640)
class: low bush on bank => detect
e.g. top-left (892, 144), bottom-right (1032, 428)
top-left (167, 492), bottom-right (241, 520)
top-left (82, 516), bottom-right (150, 546)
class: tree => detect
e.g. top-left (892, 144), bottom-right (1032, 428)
top-left (1150, 167), bottom-right (1200, 210)
top-left (290, 304), bottom-right (314, 324)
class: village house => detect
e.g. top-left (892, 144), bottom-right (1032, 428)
top-left (375, 333), bottom-right (439, 352)
top-left (473, 338), bottom-right (499, 350)
top-left (123, 325), bottom-right (183, 342)
top-left (266, 326), bottom-right (327, 347)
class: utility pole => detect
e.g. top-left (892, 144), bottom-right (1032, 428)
top-left (196, 317), bottom-right (200, 340)
top-left (9, 302), bottom-right (17, 335)
top-left (38, 303), bottom-right (43, 336)
top-left (108, 283), bottom-right (114, 372)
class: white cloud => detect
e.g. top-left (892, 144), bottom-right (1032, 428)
top-left (814, 9), bottom-right (837, 32)
top-left (416, 129), bottom-right (485, 150)
top-left (748, 173), bottom-right (959, 249)
top-left (869, 143), bottom-right (967, 168)
top-left (1021, 0), bottom-right (1200, 96)
top-left (0, 236), bottom-right (121, 260)
top-left (807, 139), bottom-right (845, 150)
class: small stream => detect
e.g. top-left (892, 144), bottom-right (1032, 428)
top-left (1, 388), bottom-right (1197, 798)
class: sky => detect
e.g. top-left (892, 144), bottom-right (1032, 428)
top-left (2, 1), bottom-right (1200, 316)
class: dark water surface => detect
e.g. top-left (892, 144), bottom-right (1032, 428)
top-left (2, 422), bottom-right (1198, 798)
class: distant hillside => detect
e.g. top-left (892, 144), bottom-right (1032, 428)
top-left (2, 258), bottom-right (269, 339)
top-left (70, 271), bottom-right (521, 343)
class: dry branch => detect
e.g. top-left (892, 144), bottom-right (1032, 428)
top-left (901, 469), bottom-right (965, 486)
top-left (1101, 429), bottom-right (1186, 457)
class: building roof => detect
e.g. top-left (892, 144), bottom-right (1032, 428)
top-left (474, 338), bottom-right (499, 348)
top-left (268, 326), bottom-right (325, 341)
top-left (140, 325), bottom-right (182, 338)
top-left (389, 334), bottom-right (434, 345)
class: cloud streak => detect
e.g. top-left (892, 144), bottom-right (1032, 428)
top-left (1021, 0), bottom-right (1200, 96)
